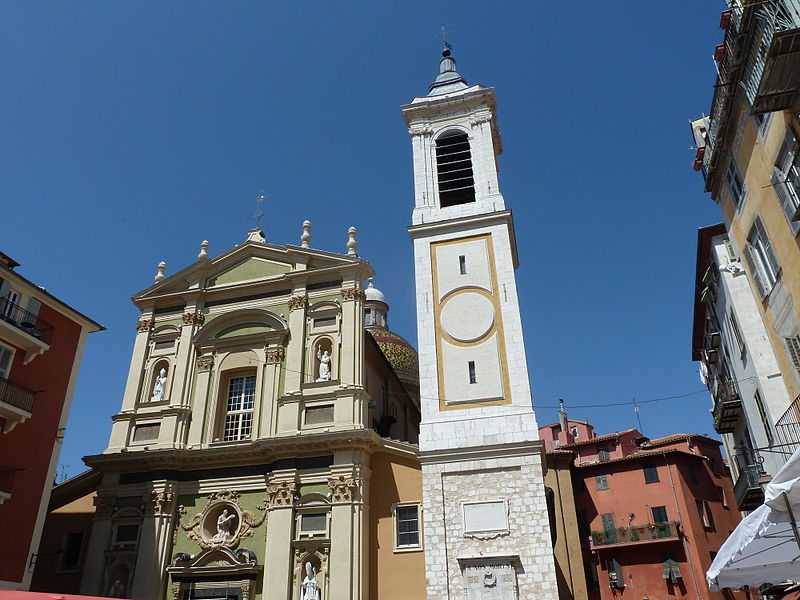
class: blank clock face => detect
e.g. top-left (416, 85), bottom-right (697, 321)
top-left (440, 292), bottom-right (495, 343)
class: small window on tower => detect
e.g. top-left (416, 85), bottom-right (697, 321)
top-left (468, 361), bottom-right (477, 384)
top-left (459, 255), bottom-right (467, 275)
top-left (436, 130), bottom-right (476, 207)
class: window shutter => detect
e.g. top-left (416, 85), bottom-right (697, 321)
top-left (743, 243), bottom-right (768, 298)
top-left (776, 128), bottom-right (798, 173)
top-left (26, 298), bottom-right (41, 320)
top-left (772, 167), bottom-right (798, 222)
top-left (0, 346), bottom-right (13, 379)
top-left (785, 336), bottom-right (800, 372)
top-left (754, 218), bottom-right (781, 277)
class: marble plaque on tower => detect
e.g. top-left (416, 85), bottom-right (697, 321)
top-left (463, 562), bottom-right (518, 600)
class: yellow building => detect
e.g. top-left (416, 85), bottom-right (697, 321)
top-left (696, 0), bottom-right (800, 457)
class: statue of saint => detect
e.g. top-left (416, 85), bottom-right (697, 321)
top-left (301, 562), bottom-right (321, 600)
top-left (211, 508), bottom-right (237, 542)
top-left (106, 578), bottom-right (126, 598)
top-left (150, 368), bottom-right (168, 402)
top-left (316, 350), bottom-right (331, 382)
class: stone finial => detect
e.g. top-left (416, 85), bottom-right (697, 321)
top-left (347, 226), bottom-right (357, 256)
top-left (301, 220), bottom-right (311, 248)
top-left (155, 261), bottom-right (166, 282)
top-left (198, 240), bottom-right (209, 260)
top-left (246, 229), bottom-right (266, 244)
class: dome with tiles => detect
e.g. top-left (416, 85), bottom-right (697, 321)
top-left (367, 327), bottom-right (419, 377)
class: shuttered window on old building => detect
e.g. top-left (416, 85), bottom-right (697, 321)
top-left (436, 131), bottom-right (475, 207)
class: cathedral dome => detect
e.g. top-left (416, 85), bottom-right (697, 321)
top-left (367, 327), bottom-right (419, 377)
top-left (364, 280), bottom-right (387, 304)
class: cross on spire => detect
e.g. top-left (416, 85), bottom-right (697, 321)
top-left (435, 23), bottom-right (453, 49)
top-left (251, 191), bottom-right (267, 229)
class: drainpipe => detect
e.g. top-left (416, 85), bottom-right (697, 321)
top-left (664, 453), bottom-right (702, 600)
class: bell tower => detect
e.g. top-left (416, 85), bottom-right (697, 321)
top-left (402, 47), bottom-right (559, 599)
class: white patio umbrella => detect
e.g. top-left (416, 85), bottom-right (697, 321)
top-left (707, 448), bottom-right (800, 591)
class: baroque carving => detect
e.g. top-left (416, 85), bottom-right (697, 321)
top-left (135, 318), bottom-right (153, 333)
top-left (178, 490), bottom-right (267, 550)
top-left (288, 295), bottom-right (308, 311)
top-left (266, 481), bottom-right (297, 507)
top-left (266, 346), bottom-right (285, 364)
top-left (182, 311), bottom-right (205, 326)
top-left (341, 287), bottom-right (365, 302)
top-left (468, 112), bottom-right (493, 126)
top-left (408, 125), bottom-right (434, 137)
top-left (147, 488), bottom-right (175, 517)
top-left (197, 355), bottom-right (214, 372)
top-left (93, 494), bottom-right (115, 519)
top-left (327, 475), bottom-right (357, 502)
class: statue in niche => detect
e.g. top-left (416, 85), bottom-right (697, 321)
top-left (106, 579), bottom-right (126, 598)
top-left (150, 368), bottom-right (168, 402)
top-left (211, 508), bottom-right (237, 543)
top-left (301, 562), bottom-right (321, 600)
top-left (316, 349), bottom-right (331, 382)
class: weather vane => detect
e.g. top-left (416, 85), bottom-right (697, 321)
top-left (251, 191), bottom-right (267, 229)
top-left (435, 23), bottom-right (453, 49)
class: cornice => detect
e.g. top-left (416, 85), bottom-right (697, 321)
top-left (418, 439), bottom-right (545, 465)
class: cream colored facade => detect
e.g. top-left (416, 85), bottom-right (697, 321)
top-left (77, 230), bottom-right (424, 600)
top-left (697, 0), bottom-right (800, 470)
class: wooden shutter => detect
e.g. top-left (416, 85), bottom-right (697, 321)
top-left (743, 243), bottom-right (767, 298)
top-left (26, 298), bottom-right (41, 320)
top-left (786, 336), bottom-right (800, 372)
top-left (754, 217), bottom-right (781, 279)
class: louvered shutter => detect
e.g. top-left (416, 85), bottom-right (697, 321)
top-left (743, 243), bottom-right (768, 298)
top-left (773, 167), bottom-right (798, 222)
top-left (755, 218), bottom-right (781, 279)
top-left (786, 336), bottom-right (800, 372)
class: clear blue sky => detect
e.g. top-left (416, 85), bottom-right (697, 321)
top-left (0, 1), bottom-right (726, 478)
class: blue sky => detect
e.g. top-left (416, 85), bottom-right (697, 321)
top-left (0, 1), bottom-right (727, 478)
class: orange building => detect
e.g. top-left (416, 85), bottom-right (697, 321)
top-left (0, 251), bottom-right (103, 590)
top-left (540, 417), bottom-right (742, 600)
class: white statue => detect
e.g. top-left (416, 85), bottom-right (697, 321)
top-left (107, 578), bottom-right (126, 597)
top-left (316, 350), bottom-right (331, 382)
top-left (150, 368), bottom-right (168, 402)
top-left (301, 562), bottom-right (321, 600)
top-left (211, 508), bottom-right (237, 542)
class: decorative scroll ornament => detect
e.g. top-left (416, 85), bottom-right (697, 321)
top-left (196, 355), bottom-right (214, 372)
top-left (182, 311), bottom-right (205, 326)
top-left (408, 125), bottom-right (434, 137)
top-left (341, 288), bottom-right (365, 302)
top-left (327, 475), bottom-right (357, 502)
top-left (266, 481), bottom-right (297, 507)
top-left (468, 112), bottom-right (493, 126)
top-left (147, 488), bottom-right (175, 517)
top-left (93, 494), bottom-right (115, 519)
top-left (288, 295), bottom-right (308, 311)
top-left (135, 318), bottom-right (153, 333)
top-left (178, 490), bottom-right (267, 550)
top-left (266, 346), bottom-right (286, 364)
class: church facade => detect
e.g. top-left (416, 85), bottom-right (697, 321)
top-left (67, 48), bottom-right (565, 600)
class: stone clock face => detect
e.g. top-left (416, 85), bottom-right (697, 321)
top-left (439, 292), bottom-right (495, 343)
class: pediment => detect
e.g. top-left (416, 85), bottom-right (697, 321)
top-left (133, 240), bottom-right (366, 302)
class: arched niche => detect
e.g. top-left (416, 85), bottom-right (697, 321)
top-left (311, 337), bottom-right (335, 383)
top-left (144, 358), bottom-right (171, 403)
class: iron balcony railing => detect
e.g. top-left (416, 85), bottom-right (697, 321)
top-left (734, 463), bottom-right (765, 510)
top-left (0, 375), bottom-right (35, 414)
top-left (712, 379), bottom-right (742, 434)
top-left (775, 396), bottom-right (800, 457)
top-left (0, 298), bottom-right (53, 345)
top-left (591, 522), bottom-right (680, 547)
top-left (0, 467), bottom-right (16, 495)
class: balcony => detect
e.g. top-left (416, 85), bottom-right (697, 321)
top-left (734, 463), bottom-right (766, 511)
top-left (591, 522), bottom-right (681, 548)
top-left (748, 2), bottom-right (800, 113)
top-left (713, 380), bottom-right (742, 434)
top-left (0, 298), bottom-right (53, 364)
top-left (0, 375), bottom-right (35, 433)
top-left (0, 467), bottom-right (16, 504)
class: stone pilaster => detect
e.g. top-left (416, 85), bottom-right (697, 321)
top-left (187, 353), bottom-right (213, 446)
top-left (284, 293), bottom-right (307, 390)
top-left (79, 494), bottom-right (115, 595)
top-left (132, 486), bottom-right (176, 599)
top-left (263, 475), bottom-right (297, 600)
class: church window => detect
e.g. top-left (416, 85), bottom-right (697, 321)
top-left (59, 531), bottom-right (84, 572)
top-left (364, 308), bottom-right (373, 326)
top-left (394, 503), bottom-right (421, 549)
top-left (459, 255), bottom-right (467, 274)
top-left (468, 361), bottom-right (477, 384)
top-left (223, 374), bottom-right (256, 441)
top-left (436, 130), bottom-right (475, 207)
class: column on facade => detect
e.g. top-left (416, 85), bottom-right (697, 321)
top-left (263, 473), bottom-right (297, 600)
top-left (79, 494), bottom-right (115, 595)
top-left (131, 485), bottom-right (176, 599)
top-left (187, 355), bottom-right (214, 447)
top-left (327, 457), bottom-right (369, 600)
top-left (260, 346), bottom-right (284, 437)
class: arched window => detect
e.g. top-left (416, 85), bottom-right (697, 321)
top-left (436, 130), bottom-right (475, 207)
